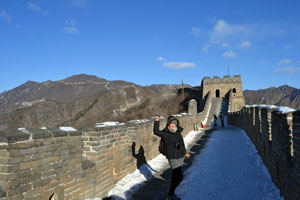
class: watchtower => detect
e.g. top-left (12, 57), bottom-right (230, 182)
top-left (201, 75), bottom-right (245, 112)
top-left (201, 75), bottom-right (243, 98)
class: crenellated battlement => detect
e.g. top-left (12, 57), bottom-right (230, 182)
top-left (202, 75), bottom-right (242, 84)
top-left (228, 107), bottom-right (300, 200)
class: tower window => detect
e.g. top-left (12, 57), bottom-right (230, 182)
top-left (216, 89), bottom-right (220, 98)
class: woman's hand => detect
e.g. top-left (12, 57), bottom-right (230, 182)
top-left (185, 153), bottom-right (191, 158)
top-left (155, 114), bottom-right (160, 121)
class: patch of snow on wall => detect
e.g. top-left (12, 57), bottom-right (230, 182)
top-left (244, 105), bottom-right (295, 114)
top-left (59, 127), bottom-right (77, 131)
top-left (95, 121), bottom-right (125, 128)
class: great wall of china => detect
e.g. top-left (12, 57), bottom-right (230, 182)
top-left (0, 75), bottom-right (299, 200)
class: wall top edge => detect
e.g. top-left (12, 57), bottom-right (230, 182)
top-left (244, 105), bottom-right (296, 114)
top-left (82, 113), bottom-right (193, 131)
top-left (202, 75), bottom-right (241, 84)
top-left (0, 128), bottom-right (82, 143)
top-left (0, 112), bottom-right (197, 141)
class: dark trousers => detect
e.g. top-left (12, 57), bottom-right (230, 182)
top-left (169, 166), bottom-right (183, 196)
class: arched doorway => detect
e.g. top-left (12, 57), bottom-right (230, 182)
top-left (216, 89), bottom-right (220, 98)
top-left (233, 88), bottom-right (236, 93)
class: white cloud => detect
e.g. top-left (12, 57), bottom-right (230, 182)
top-left (222, 50), bottom-right (237, 59)
top-left (156, 56), bottom-right (167, 62)
top-left (210, 20), bottom-right (249, 44)
top-left (239, 41), bottom-right (251, 48)
top-left (28, 2), bottom-right (49, 16)
top-left (162, 62), bottom-right (196, 70)
top-left (203, 19), bottom-right (252, 52)
top-left (63, 27), bottom-right (79, 34)
top-left (278, 58), bottom-right (291, 65)
top-left (190, 27), bottom-right (201, 37)
top-left (63, 19), bottom-right (79, 34)
top-left (65, 19), bottom-right (76, 27)
top-left (0, 10), bottom-right (12, 23)
top-left (202, 43), bottom-right (210, 53)
top-left (274, 67), bottom-right (300, 75)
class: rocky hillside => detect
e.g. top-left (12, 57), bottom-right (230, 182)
top-left (0, 74), bottom-right (135, 114)
top-left (244, 85), bottom-right (300, 109)
top-left (0, 74), bottom-right (190, 130)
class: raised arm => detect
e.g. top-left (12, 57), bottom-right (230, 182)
top-left (153, 115), bottom-right (166, 137)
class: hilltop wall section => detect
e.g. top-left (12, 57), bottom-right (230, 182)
top-left (0, 97), bottom-right (210, 200)
top-left (228, 107), bottom-right (300, 200)
top-left (202, 75), bottom-right (244, 112)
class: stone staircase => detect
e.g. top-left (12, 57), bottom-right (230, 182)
top-left (206, 97), bottom-right (229, 126)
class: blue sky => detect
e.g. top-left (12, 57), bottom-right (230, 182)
top-left (0, 0), bottom-right (300, 92)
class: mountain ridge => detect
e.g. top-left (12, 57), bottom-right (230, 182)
top-left (0, 74), bottom-right (188, 130)
top-left (243, 85), bottom-right (300, 110)
top-left (1, 74), bottom-right (299, 130)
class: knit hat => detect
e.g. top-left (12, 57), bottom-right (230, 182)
top-left (170, 120), bottom-right (177, 125)
top-left (166, 115), bottom-right (180, 128)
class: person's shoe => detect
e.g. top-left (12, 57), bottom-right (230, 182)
top-left (166, 194), bottom-right (181, 200)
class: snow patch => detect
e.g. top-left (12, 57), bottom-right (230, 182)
top-left (129, 119), bottom-right (149, 123)
top-left (108, 154), bottom-right (168, 200)
top-left (244, 105), bottom-right (295, 114)
top-left (274, 106), bottom-right (295, 114)
top-left (202, 101), bottom-right (211, 125)
top-left (59, 127), bottom-right (77, 131)
top-left (95, 121), bottom-right (125, 128)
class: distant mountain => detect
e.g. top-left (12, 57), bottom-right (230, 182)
top-left (244, 85), bottom-right (300, 110)
top-left (0, 74), bottom-right (189, 130)
top-left (0, 74), bottom-right (134, 114)
top-left (1, 75), bottom-right (298, 130)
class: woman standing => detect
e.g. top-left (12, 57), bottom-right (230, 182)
top-left (153, 115), bottom-right (190, 200)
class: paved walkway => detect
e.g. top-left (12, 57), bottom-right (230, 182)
top-left (131, 127), bottom-right (282, 200)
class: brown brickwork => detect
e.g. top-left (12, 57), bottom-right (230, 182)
top-left (228, 107), bottom-right (300, 200)
top-left (0, 93), bottom-right (211, 199)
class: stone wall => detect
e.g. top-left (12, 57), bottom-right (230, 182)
top-left (0, 97), bottom-right (210, 200)
top-left (228, 107), bottom-right (300, 200)
top-left (229, 89), bottom-right (245, 112)
top-left (0, 129), bottom-right (82, 200)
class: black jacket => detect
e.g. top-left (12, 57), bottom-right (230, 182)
top-left (153, 117), bottom-right (187, 159)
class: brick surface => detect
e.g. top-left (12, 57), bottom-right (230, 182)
top-left (228, 107), bottom-right (299, 200)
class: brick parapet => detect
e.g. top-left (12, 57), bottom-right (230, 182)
top-left (0, 96), bottom-right (208, 199)
top-left (0, 128), bottom-right (82, 200)
top-left (228, 107), bottom-right (300, 200)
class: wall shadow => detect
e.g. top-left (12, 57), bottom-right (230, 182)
top-left (132, 142), bottom-right (157, 180)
